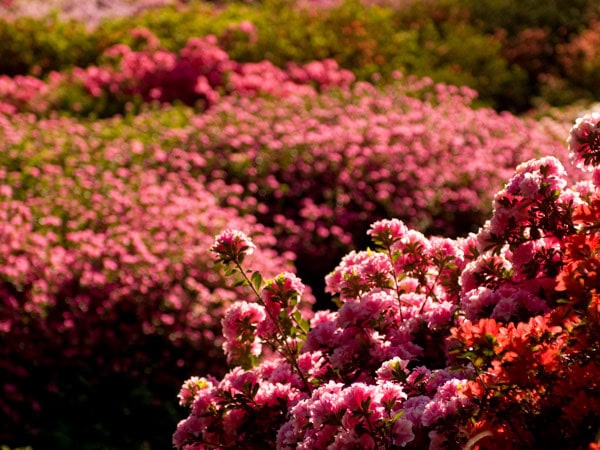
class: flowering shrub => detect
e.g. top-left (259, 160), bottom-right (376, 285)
top-left (175, 112), bottom-right (600, 449)
top-left (1, 62), bottom-right (572, 299)
top-left (175, 222), bottom-right (477, 449)
top-left (0, 29), bottom-right (354, 117)
top-left (0, 111), bottom-right (313, 449)
top-left (184, 76), bottom-right (572, 293)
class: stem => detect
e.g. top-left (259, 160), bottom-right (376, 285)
top-left (234, 262), bottom-right (313, 393)
top-left (361, 409), bottom-right (381, 448)
top-left (419, 269), bottom-right (441, 314)
top-left (385, 245), bottom-right (405, 321)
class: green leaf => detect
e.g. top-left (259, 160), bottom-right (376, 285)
top-left (293, 311), bottom-right (310, 334)
top-left (232, 278), bottom-right (246, 287)
top-left (392, 410), bottom-right (405, 421)
top-left (251, 271), bottom-right (263, 291)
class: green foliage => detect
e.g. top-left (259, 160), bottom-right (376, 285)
top-left (457, 0), bottom-right (599, 37)
top-left (224, 0), bottom-right (526, 109)
top-left (0, 14), bottom-right (112, 76)
top-left (1, 0), bottom-right (598, 111)
top-left (103, 1), bottom-right (263, 52)
top-left (402, 19), bottom-right (529, 111)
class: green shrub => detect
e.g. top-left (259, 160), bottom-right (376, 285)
top-left (457, 0), bottom-right (598, 38)
top-left (0, 14), bottom-right (111, 76)
top-left (1, 0), bottom-right (593, 111)
top-left (447, 0), bottom-right (600, 108)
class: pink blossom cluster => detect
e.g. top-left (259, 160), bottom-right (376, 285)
top-left (175, 220), bottom-right (478, 448)
top-left (568, 112), bottom-right (600, 171)
top-left (0, 111), bottom-right (315, 444)
top-left (0, 29), bottom-right (354, 116)
top-left (0, 73), bottom-right (59, 115)
top-left (0, 57), bottom-right (574, 296)
top-left (185, 77), bottom-right (573, 285)
top-left (458, 152), bottom-right (590, 323)
top-left (174, 112), bottom-right (600, 449)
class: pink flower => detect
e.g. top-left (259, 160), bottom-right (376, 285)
top-left (337, 289), bottom-right (397, 328)
top-left (303, 310), bottom-right (339, 351)
top-left (221, 301), bottom-right (265, 341)
top-left (262, 271), bottom-right (305, 313)
top-left (172, 415), bottom-right (205, 449)
top-left (298, 350), bottom-right (328, 378)
top-left (325, 250), bottom-right (393, 300)
top-left (568, 112), bottom-right (600, 171)
top-left (368, 218), bottom-right (408, 247)
top-left (421, 379), bottom-right (471, 427)
top-left (344, 383), bottom-right (375, 412)
top-left (309, 383), bottom-right (346, 429)
top-left (392, 417), bottom-right (415, 447)
top-left (513, 171), bottom-right (543, 199)
top-left (177, 376), bottom-right (213, 408)
top-left (423, 300), bottom-right (457, 330)
top-left (460, 287), bottom-right (497, 320)
top-left (376, 357), bottom-right (410, 383)
top-left (221, 302), bottom-right (266, 364)
top-left (211, 229), bottom-right (256, 264)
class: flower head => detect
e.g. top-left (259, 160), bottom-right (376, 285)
top-left (568, 112), bottom-right (600, 171)
top-left (211, 229), bottom-right (256, 264)
top-left (177, 376), bottom-right (214, 408)
top-left (262, 272), bottom-right (305, 312)
top-left (368, 218), bottom-right (408, 248)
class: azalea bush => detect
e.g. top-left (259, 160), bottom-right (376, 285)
top-left (175, 112), bottom-right (600, 449)
top-left (0, 28), bottom-right (354, 118)
top-left (1, 56), bottom-right (571, 299)
top-left (182, 76), bottom-right (571, 296)
top-left (3, 0), bottom-right (598, 112)
top-left (0, 110), bottom-right (314, 449)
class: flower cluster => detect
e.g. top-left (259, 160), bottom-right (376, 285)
top-left (175, 220), bottom-right (477, 448)
top-left (176, 113), bottom-right (600, 449)
top-left (0, 28), bottom-right (354, 117)
top-left (185, 76), bottom-right (573, 295)
top-left (0, 111), bottom-right (314, 448)
top-left (447, 114), bottom-right (600, 448)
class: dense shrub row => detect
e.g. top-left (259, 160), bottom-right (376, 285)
top-left (0, 2), bottom-right (596, 449)
top-left (0, 35), bottom-right (575, 296)
top-left (0, 0), bottom-right (598, 112)
top-left (0, 29), bottom-right (356, 118)
top-left (174, 112), bottom-right (600, 449)
top-left (0, 110), bottom-right (315, 449)
top-left (0, 56), bottom-right (577, 446)
top-left (182, 77), bottom-right (576, 295)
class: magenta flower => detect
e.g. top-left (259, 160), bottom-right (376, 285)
top-left (420, 379), bottom-right (471, 427)
top-left (211, 229), bottom-right (256, 264)
top-left (177, 376), bottom-right (214, 408)
top-left (568, 112), bottom-right (600, 171)
top-left (368, 218), bottom-right (409, 247)
top-left (262, 272), bottom-right (306, 313)
top-left (221, 301), bottom-right (266, 365)
top-left (392, 417), bottom-right (415, 447)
